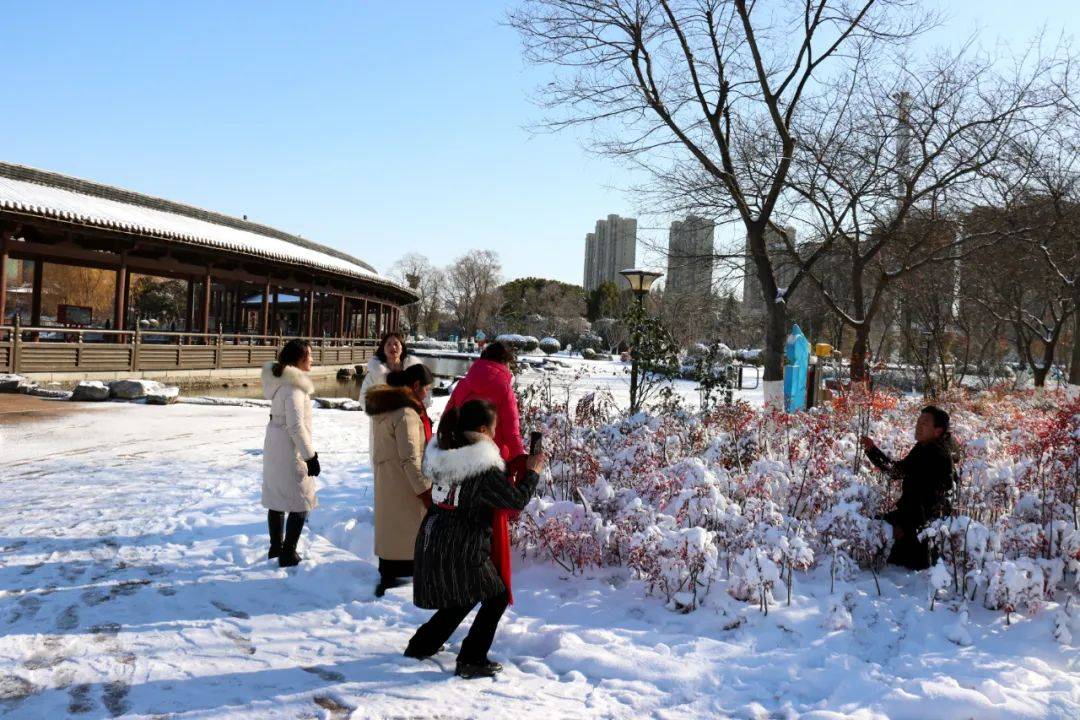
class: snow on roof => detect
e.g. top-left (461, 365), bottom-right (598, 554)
top-left (0, 162), bottom-right (413, 297)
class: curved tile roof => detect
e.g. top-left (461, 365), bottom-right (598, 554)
top-left (0, 162), bottom-right (415, 300)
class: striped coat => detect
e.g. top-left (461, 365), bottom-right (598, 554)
top-left (413, 435), bottom-right (540, 609)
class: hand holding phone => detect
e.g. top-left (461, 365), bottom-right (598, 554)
top-left (529, 431), bottom-right (543, 455)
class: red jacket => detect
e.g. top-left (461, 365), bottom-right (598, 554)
top-left (447, 359), bottom-right (525, 459)
top-left (445, 358), bottom-right (526, 602)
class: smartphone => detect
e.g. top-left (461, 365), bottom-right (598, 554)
top-left (529, 431), bottom-right (543, 455)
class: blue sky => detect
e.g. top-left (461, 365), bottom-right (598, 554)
top-left (3, 1), bottom-right (1075, 284)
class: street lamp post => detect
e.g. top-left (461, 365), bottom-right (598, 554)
top-left (619, 268), bottom-right (663, 414)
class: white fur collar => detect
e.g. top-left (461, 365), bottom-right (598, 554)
top-left (261, 361), bottom-right (314, 398)
top-left (422, 435), bottom-right (505, 484)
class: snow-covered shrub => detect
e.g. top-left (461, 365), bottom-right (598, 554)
top-left (577, 332), bottom-right (604, 352)
top-left (539, 337), bottom-right (561, 355)
top-left (511, 379), bottom-right (1079, 633)
top-left (522, 335), bottom-right (540, 353)
top-left (495, 333), bottom-right (527, 350)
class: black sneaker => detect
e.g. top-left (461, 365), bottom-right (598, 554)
top-left (268, 545), bottom-right (282, 560)
top-left (455, 659), bottom-right (502, 679)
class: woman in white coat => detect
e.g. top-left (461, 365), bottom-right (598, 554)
top-left (262, 339), bottom-right (321, 567)
top-left (358, 333), bottom-right (422, 407)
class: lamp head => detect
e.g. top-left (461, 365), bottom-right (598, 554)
top-left (619, 268), bottom-right (663, 295)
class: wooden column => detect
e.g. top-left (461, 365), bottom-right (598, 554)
top-left (361, 298), bottom-right (369, 338)
top-left (305, 288), bottom-right (315, 338)
top-left (30, 259), bottom-right (43, 326)
top-left (261, 281), bottom-right (271, 338)
top-left (184, 277), bottom-right (195, 332)
top-left (337, 294), bottom-right (346, 338)
top-left (271, 288), bottom-right (279, 335)
top-left (201, 267), bottom-right (212, 339)
top-left (0, 235), bottom-right (8, 323)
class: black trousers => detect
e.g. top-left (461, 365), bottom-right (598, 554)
top-left (378, 558), bottom-right (414, 583)
top-left (407, 591), bottom-right (509, 663)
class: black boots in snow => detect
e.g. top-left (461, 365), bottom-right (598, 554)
top-left (268, 510), bottom-right (307, 567)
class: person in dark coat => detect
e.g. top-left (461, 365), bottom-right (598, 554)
top-left (444, 341), bottom-right (527, 604)
top-left (404, 399), bottom-right (545, 679)
top-left (861, 405), bottom-right (957, 570)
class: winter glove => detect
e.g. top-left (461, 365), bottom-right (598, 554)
top-left (305, 453), bottom-right (321, 477)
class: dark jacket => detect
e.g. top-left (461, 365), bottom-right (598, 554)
top-left (867, 437), bottom-right (956, 569)
top-left (413, 434), bottom-right (540, 609)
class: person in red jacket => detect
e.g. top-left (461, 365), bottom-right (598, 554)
top-left (443, 341), bottom-right (527, 602)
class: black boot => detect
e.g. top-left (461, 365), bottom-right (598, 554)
top-left (278, 511), bottom-right (307, 568)
top-left (267, 510), bottom-right (284, 560)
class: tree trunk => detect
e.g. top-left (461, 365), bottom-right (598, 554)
top-left (850, 325), bottom-right (871, 382)
top-left (1070, 309), bottom-right (1080, 387)
top-left (1033, 365), bottom-right (1049, 387)
top-left (763, 301), bottom-right (789, 408)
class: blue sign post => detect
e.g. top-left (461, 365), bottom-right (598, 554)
top-left (784, 324), bottom-right (811, 412)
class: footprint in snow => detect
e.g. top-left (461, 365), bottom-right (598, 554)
top-left (221, 628), bottom-right (255, 655)
top-left (101, 681), bottom-right (130, 717)
top-left (0, 674), bottom-right (36, 705)
top-left (67, 683), bottom-right (94, 714)
top-left (314, 694), bottom-right (354, 719)
top-left (302, 666), bottom-right (346, 683)
top-left (56, 605), bottom-right (79, 631)
top-left (211, 600), bottom-right (250, 620)
top-left (89, 622), bottom-right (121, 639)
top-left (20, 562), bottom-right (43, 576)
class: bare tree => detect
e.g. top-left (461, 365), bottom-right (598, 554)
top-left (966, 199), bottom-right (1076, 387)
top-left (1013, 118), bottom-right (1080, 386)
top-left (512, 0), bottom-right (940, 404)
top-left (388, 252), bottom-right (445, 338)
top-left (445, 250), bottom-right (503, 338)
top-left (780, 41), bottom-right (1061, 380)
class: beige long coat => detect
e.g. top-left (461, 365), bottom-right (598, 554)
top-left (365, 385), bottom-right (432, 561)
top-left (261, 362), bottom-right (318, 513)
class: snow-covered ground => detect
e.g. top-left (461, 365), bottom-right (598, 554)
top-left (0, 382), bottom-right (1076, 718)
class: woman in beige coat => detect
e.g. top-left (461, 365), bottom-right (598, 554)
top-left (262, 339), bottom-right (321, 568)
top-left (364, 363), bottom-right (435, 596)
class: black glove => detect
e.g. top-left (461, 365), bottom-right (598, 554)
top-left (305, 453), bottom-right (321, 477)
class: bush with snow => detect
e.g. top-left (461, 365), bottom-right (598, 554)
top-left (539, 337), bottom-right (561, 355)
top-left (513, 379), bottom-right (1080, 638)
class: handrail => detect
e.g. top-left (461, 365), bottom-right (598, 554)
top-left (0, 324), bottom-right (378, 345)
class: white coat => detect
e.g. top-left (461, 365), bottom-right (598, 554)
top-left (357, 354), bottom-right (424, 410)
top-left (261, 361), bottom-right (318, 513)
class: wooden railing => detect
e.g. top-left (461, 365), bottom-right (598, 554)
top-left (0, 319), bottom-right (377, 375)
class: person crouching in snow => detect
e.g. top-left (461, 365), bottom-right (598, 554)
top-left (261, 339), bottom-right (320, 568)
top-left (365, 363), bottom-right (435, 597)
top-left (860, 405), bottom-right (957, 570)
top-left (405, 399), bottom-right (545, 679)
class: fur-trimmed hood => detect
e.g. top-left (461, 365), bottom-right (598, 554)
top-left (422, 433), bottom-right (506, 486)
top-left (364, 385), bottom-right (422, 416)
top-left (261, 361), bottom-right (314, 399)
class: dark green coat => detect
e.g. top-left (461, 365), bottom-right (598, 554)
top-left (413, 437), bottom-right (539, 609)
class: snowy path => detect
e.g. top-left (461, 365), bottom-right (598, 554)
top-left (1, 401), bottom-right (1077, 719)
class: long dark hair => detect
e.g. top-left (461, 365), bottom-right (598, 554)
top-left (437, 399), bottom-right (497, 450)
top-left (387, 363), bottom-right (434, 389)
top-left (480, 340), bottom-right (513, 365)
top-left (272, 339), bottom-right (311, 377)
top-left (375, 332), bottom-right (410, 364)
